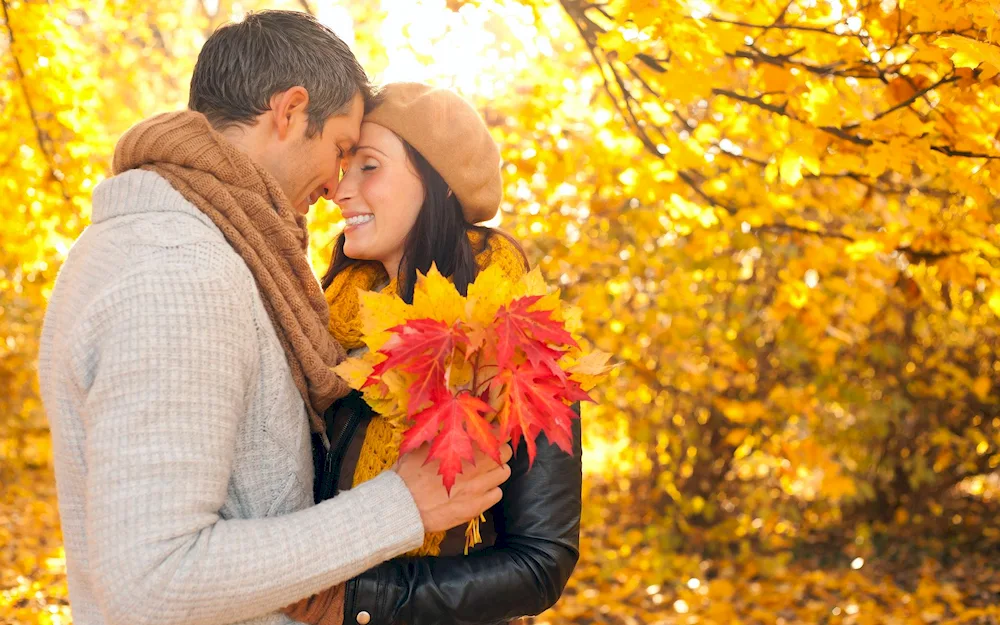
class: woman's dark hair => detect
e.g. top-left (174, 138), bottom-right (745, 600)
top-left (322, 140), bottom-right (527, 303)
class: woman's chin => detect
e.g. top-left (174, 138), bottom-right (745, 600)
top-left (343, 241), bottom-right (374, 263)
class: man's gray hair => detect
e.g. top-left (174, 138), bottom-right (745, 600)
top-left (188, 10), bottom-right (377, 137)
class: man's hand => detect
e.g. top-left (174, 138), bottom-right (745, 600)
top-left (395, 444), bottom-right (513, 533)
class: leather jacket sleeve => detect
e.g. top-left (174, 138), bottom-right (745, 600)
top-left (343, 411), bottom-right (583, 625)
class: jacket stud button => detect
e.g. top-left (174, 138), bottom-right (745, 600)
top-left (356, 611), bottom-right (372, 625)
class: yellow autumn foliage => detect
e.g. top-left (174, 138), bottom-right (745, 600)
top-left (3, 0), bottom-right (1000, 623)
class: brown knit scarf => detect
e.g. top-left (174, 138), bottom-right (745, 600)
top-left (112, 110), bottom-right (350, 433)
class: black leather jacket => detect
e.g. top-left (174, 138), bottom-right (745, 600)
top-left (312, 391), bottom-right (582, 625)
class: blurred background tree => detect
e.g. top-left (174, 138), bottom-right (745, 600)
top-left (2, 0), bottom-right (999, 623)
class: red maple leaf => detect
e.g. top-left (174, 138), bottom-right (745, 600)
top-left (404, 365), bottom-right (447, 416)
top-left (371, 319), bottom-right (468, 376)
top-left (494, 296), bottom-right (578, 374)
top-left (491, 364), bottom-right (588, 466)
top-left (400, 390), bottom-right (499, 493)
top-left (365, 319), bottom-right (469, 414)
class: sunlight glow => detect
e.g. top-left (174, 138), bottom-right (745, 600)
top-left (371, 0), bottom-right (553, 97)
top-left (582, 436), bottom-right (633, 475)
top-left (312, 0), bottom-right (601, 234)
top-left (315, 4), bottom-right (355, 47)
top-left (688, 0), bottom-right (712, 19)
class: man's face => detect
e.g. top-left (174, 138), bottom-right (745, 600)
top-left (274, 91), bottom-right (364, 216)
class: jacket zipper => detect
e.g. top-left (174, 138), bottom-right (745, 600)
top-left (320, 396), bottom-right (366, 501)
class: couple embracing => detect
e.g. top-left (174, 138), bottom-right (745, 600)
top-left (38, 9), bottom-right (582, 625)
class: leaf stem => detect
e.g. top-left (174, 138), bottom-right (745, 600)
top-left (471, 349), bottom-right (481, 395)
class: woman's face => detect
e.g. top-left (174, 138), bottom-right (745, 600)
top-left (334, 122), bottom-right (425, 277)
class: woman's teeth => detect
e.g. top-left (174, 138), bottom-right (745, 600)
top-left (346, 214), bottom-right (374, 227)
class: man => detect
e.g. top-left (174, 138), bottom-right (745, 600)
top-left (37, 10), bottom-right (510, 625)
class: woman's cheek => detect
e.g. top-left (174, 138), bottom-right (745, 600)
top-left (363, 180), bottom-right (394, 230)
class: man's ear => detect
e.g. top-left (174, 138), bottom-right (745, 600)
top-left (270, 86), bottom-right (310, 140)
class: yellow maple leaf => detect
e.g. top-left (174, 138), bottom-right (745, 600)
top-left (411, 264), bottom-right (468, 325)
top-left (449, 351), bottom-right (476, 391)
top-left (359, 288), bottom-right (413, 352)
top-left (779, 151), bottom-right (803, 187)
top-left (332, 357), bottom-right (375, 390)
top-left (802, 82), bottom-right (842, 126)
top-left (373, 368), bottom-right (413, 419)
top-left (531, 289), bottom-right (563, 314)
top-left (935, 35), bottom-right (1000, 71)
top-left (466, 263), bottom-right (514, 326)
top-left (513, 266), bottom-right (549, 299)
top-left (596, 29), bottom-right (639, 63)
top-left (561, 304), bottom-right (585, 337)
top-left (566, 350), bottom-right (616, 392)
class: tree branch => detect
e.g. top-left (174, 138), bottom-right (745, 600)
top-left (678, 170), bottom-right (740, 215)
top-left (1, 0), bottom-right (70, 201)
top-left (932, 145), bottom-right (1000, 160)
top-left (871, 74), bottom-right (959, 121)
top-left (707, 15), bottom-right (841, 36)
top-left (713, 88), bottom-right (1000, 155)
top-left (728, 49), bottom-right (882, 80)
top-left (754, 222), bottom-right (855, 242)
top-left (753, 222), bottom-right (974, 262)
top-left (712, 88), bottom-right (789, 116)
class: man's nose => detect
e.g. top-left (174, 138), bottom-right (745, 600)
top-left (334, 175), bottom-right (355, 205)
top-left (320, 175), bottom-right (340, 201)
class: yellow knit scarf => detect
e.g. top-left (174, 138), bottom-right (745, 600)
top-left (325, 229), bottom-right (527, 555)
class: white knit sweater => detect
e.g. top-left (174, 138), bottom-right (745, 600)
top-left (38, 170), bottom-right (424, 625)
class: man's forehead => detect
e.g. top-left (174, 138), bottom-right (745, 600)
top-left (338, 122), bottom-right (362, 148)
top-left (347, 126), bottom-right (361, 147)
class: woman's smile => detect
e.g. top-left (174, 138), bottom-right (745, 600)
top-left (344, 213), bottom-right (374, 230)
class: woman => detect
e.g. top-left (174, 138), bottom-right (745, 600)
top-left (287, 83), bottom-right (582, 625)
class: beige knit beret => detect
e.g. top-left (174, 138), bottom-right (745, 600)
top-left (364, 82), bottom-right (502, 224)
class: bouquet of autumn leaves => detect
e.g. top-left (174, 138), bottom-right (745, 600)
top-left (333, 264), bottom-right (611, 551)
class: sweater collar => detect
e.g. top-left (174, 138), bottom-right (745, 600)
top-left (90, 169), bottom-right (217, 228)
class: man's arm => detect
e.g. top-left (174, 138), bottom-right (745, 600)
top-left (81, 259), bottom-right (425, 625)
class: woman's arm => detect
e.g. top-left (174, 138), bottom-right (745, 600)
top-left (343, 408), bottom-right (582, 625)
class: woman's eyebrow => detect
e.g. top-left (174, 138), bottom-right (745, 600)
top-left (354, 145), bottom-right (390, 158)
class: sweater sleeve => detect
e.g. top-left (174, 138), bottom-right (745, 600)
top-left (79, 258), bottom-right (424, 625)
